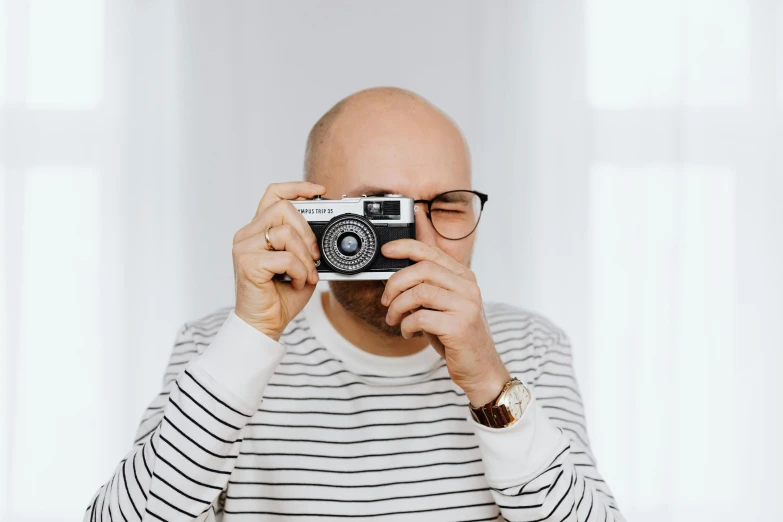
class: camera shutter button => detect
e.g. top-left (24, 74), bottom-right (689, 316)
top-left (383, 194), bottom-right (404, 198)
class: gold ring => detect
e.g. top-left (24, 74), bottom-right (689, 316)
top-left (264, 226), bottom-right (275, 251)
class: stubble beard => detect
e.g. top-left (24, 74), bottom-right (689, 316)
top-left (327, 280), bottom-right (424, 338)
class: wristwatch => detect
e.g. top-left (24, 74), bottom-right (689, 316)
top-left (470, 377), bottom-right (531, 428)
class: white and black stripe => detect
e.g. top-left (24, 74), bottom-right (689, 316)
top-left (85, 296), bottom-right (622, 521)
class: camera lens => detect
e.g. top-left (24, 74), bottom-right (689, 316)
top-left (337, 233), bottom-right (361, 256)
top-left (320, 214), bottom-right (379, 275)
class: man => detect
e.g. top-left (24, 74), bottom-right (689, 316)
top-left (86, 87), bottom-right (623, 521)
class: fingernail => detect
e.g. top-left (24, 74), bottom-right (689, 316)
top-left (312, 268), bottom-right (319, 283)
top-left (311, 243), bottom-right (320, 258)
top-left (385, 313), bottom-right (391, 324)
top-left (381, 294), bottom-right (388, 306)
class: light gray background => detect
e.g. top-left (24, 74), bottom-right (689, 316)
top-left (2, 1), bottom-right (782, 520)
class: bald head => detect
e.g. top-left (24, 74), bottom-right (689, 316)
top-left (303, 87), bottom-right (470, 188)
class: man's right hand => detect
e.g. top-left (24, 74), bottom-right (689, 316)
top-left (232, 181), bottom-right (326, 340)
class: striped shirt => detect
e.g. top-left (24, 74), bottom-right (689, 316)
top-left (85, 290), bottom-right (623, 521)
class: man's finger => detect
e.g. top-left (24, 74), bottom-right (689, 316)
top-left (381, 239), bottom-right (472, 280)
top-left (234, 225), bottom-right (319, 285)
top-left (381, 260), bottom-right (470, 307)
top-left (386, 283), bottom-right (456, 325)
top-left (237, 200), bottom-right (320, 259)
top-left (262, 200), bottom-right (320, 258)
top-left (255, 182), bottom-right (326, 217)
top-left (399, 309), bottom-right (451, 340)
top-left (236, 250), bottom-right (310, 290)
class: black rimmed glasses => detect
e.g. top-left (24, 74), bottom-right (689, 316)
top-left (413, 190), bottom-right (489, 240)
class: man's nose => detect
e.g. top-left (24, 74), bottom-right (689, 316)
top-left (414, 210), bottom-right (439, 246)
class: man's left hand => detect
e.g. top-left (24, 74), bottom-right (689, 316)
top-left (381, 239), bottom-right (511, 407)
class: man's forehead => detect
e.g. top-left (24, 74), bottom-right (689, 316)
top-left (318, 119), bottom-right (472, 199)
top-left (342, 184), bottom-right (467, 200)
top-left (344, 185), bottom-right (398, 197)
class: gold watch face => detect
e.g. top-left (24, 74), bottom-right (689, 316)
top-left (501, 381), bottom-right (530, 420)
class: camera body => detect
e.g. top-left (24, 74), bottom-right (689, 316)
top-left (292, 194), bottom-right (416, 280)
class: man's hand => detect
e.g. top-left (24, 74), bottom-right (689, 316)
top-left (232, 182), bottom-right (325, 341)
top-left (380, 239), bottom-right (511, 407)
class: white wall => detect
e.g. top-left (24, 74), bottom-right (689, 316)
top-left (2, 1), bottom-right (782, 520)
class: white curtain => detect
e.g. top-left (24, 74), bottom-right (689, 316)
top-left (2, 1), bottom-right (781, 521)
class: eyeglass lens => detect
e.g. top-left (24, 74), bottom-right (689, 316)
top-left (428, 191), bottom-right (482, 239)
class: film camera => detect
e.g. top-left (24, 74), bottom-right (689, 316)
top-left (290, 194), bottom-right (416, 280)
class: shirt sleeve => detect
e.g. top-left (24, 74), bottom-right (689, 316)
top-left (83, 311), bottom-right (285, 522)
top-left (471, 331), bottom-right (625, 522)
